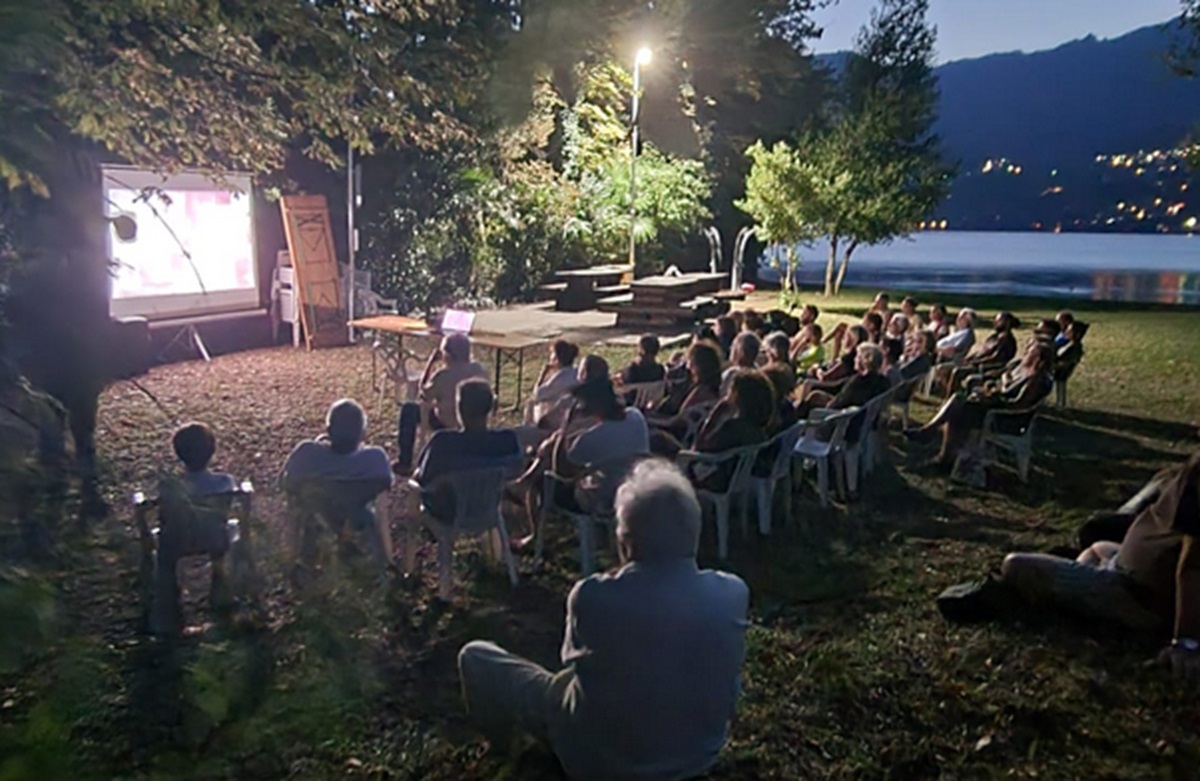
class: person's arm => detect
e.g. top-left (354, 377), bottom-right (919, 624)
top-left (561, 579), bottom-right (594, 667)
top-left (419, 348), bottom-right (442, 392)
top-left (532, 364), bottom-right (557, 400)
top-left (694, 402), bottom-right (734, 449)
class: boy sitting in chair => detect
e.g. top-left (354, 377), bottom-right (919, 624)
top-left (173, 422), bottom-right (237, 499)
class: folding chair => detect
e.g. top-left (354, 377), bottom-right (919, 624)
top-left (400, 468), bottom-right (518, 599)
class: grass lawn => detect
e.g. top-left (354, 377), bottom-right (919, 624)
top-left (2, 288), bottom-right (1199, 780)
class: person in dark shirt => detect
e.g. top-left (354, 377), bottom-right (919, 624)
top-left (414, 380), bottom-right (523, 523)
top-left (621, 334), bottom-right (667, 386)
top-left (690, 370), bottom-right (774, 491)
top-left (793, 343), bottom-right (890, 438)
top-left (714, 317), bottom-right (737, 359)
top-left (907, 343), bottom-right (1053, 466)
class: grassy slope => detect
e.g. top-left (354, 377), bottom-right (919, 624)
top-left (3, 289), bottom-right (1200, 781)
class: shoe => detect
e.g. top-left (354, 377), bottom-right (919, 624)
top-left (936, 576), bottom-right (1019, 623)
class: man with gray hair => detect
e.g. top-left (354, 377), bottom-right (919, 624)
top-left (458, 459), bottom-right (750, 780)
top-left (721, 331), bottom-right (762, 396)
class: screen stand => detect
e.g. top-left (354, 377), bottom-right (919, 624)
top-left (159, 323), bottom-right (211, 362)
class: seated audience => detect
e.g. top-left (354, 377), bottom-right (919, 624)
top-left (529, 339), bottom-right (580, 429)
top-left (721, 332), bottom-right (762, 396)
top-left (396, 333), bottom-right (488, 474)
top-left (692, 369), bottom-right (775, 488)
top-left (412, 381), bottom-right (523, 524)
top-left (763, 332), bottom-right (796, 389)
top-left (282, 399), bottom-right (394, 544)
top-left (798, 303), bottom-right (820, 329)
top-left (458, 460), bottom-right (750, 781)
top-left (927, 303), bottom-right (951, 340)
top-left (806, 324), bottom-right (869, 394)
top-left (900, 330), bottom-right (937, 381)
top-left (870, 292), bottom-right (893, 325)
top-left (797, 343), bottom-right (892, 420)
top-left (936, 308), bottom-right (977, 362)
top-left (791, 323), bottom-right (826, 372)
top-left (882, 338), bottom-right (905, 387)
top-left (887, 313), bottom-right (911, 340)
top-left (656, 340), bottom-right (723, 421)
top-left (1033, 318), bottom-right (1061, 346)
top-left (172, 422), bottom-right (236, 498)
top-left (863, 311), bottom-right (885, 344)
top-left (901, 296), bottom-right (925, 329)
top-left (942, 312), bottom-right (1021, 396)
top-left (906, 343), bottom-right (1053, 467)
top-left (742, 309), bottom-right (767, 336)
top-left (714, 316), bottom-right (737, 359)
top-left (619, 334), bottom-right (667, 404)
top-left (961, 453), bottom-right (1200, 682)
top-left (1055, 310), bottom-right (1075, 349)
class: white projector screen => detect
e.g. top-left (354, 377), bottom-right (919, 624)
top-left (103, 167), bottom-right (259, 320)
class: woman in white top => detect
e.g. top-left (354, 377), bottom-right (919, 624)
top-left (530, 340), bottom-right (580, 428)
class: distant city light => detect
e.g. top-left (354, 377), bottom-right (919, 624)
top-left (1186, 216), bottom-right (1198, 230)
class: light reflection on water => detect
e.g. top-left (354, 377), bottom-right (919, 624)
top-left (761, 232), bottom-right (1200, 305)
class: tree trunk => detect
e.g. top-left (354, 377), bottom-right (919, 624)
top-left (823, 235), bottom-right (838, 297)
top-left (834, 240), bottom-right (859, 296)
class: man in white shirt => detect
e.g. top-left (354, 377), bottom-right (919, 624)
top-left (936, 307), bottom-right (977, 361)
top-left (459, 459), bottom-right (750, 781)
top-left (395, 333), bottom-right (489, 473)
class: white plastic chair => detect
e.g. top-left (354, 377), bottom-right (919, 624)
top-left (751, 421), bottom-right (806, 536)
top-left (622, 381), bottom-right (667, 410)
top-left (862, 387), bottom-right (899, 479)
top-left (401, 468), bottom-right (518, 599)
top-left (979, 404), bottom-right (1043, 483)
top-left (793, 408), bottom-right (858, 507)
top-left (536, 457), bottom-right (638, 575)
top-left (679, 443), bottom-right (762, 560)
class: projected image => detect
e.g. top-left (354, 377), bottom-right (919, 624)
top-left (104, 168), bottom-right (259, 320)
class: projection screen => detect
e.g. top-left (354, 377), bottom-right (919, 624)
top-left (103, 166), bottom-right (259, 320)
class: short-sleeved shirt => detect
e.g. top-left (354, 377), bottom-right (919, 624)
top-left (181, 470), bottom-right (237, 497)
top-left (554, 560), bottom-right (750, 781)
top-left (423, 361), bottom-right (489, 429)
top-left (1117, 454), bottom-right (1200, 609)
top-left (794, 343), bottom-right (826, 372)
top-left (567, 410), bottom-right (651, 511)
top-left (281, 440), bottom-right (393, 520)
top-left (415, 428), bottom-right (523, 521)
top-left (532, 366), bottom-right (579, 426)
top-left (937, 327), bottom-right (975, 356)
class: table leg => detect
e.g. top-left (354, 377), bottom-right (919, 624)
top-left (493, 347), bottom-right (503, 403)
top-left (515, 348), bottom-right (526, 410)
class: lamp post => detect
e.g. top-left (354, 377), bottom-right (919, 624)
top-left (629, 46), bottom-right (652, 270)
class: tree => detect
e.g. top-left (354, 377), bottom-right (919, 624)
top-left (1171, 0), bottom-right (1200, 166)
top-left (739, 0), bottom-right (950, 297)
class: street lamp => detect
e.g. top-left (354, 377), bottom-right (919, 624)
top-left (629, 46), bottom-right (652, 270)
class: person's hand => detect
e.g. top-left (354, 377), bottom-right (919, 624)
top-left (1158, 643), bottom-right (1200, 683)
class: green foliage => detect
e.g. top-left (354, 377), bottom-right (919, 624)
top-left (739, 0), bottom-right (950, 297)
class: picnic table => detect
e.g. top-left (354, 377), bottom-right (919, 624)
top-left (349, 315), bottom-right (545, 411)
top-left (553, 264), bottom-right (633, 312)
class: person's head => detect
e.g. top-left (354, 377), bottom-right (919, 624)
top-left (687, 341), bottom-right (723, 392)
top-left (761, 363), bottom-right (797, 402)
top-left (994, 311), bottom-right (1018, 332)
top-left (1057, 310), bottom-right (1075, 332)
top-left (863, 311), bottom-right (884, 341)
top-left (779, 314), bottom-right (801, 337)
top-left (765, 331), bottom-right (791, 364)
top-left (731, 331), bottom-right (761, 368)
top-left (912, 329), bottom-right (936, 358)
top-left (956, 308), bottom-right (977, 330)
top-left (855, 342), bottom-right (884, 376)
top-left (172, 422), bottom-right (216, 473)
top-left (694, 324), bottom-right (719, 348)
top-left (882, 337), bottom-right (903, 368)
top-left (743, 309), bottom-right (766, 335)
top-left (615, 459), bottom-right (702, 563)
top-left (872, 292), bottom-right (890, 311)
top-left (572, 378), bottom-right (625, 421)
top-left (1067, 320), bottom-right (1090, 344)
top-left (730, 310), bottom-right (746, 331)
top-left (1034, 318), bottom-right (1061, 342)
top-left (727, 369), bottom-right (776, 430)
top-left (888, 313), bottom-right (910, 337)
top-left (637, 334), bottom-right (661, 363)
top-left (808, 323), bottom-right (824, 343)
top-left (800, 304), bottom-right (820, 326)
top-left (457, 380), bottom-right (494, 431)
top-left (577, 354), bottom-right (610, 385)
top-left (326, 398), bottom-right (367, 454)
top-left (846, 324), bottom-right (869, 352)
top-left (930, 303), bottom-right (947, 323)
top-left (715, 316), bottom-right (737, 343)
top-left (901, 296), bottom-right (919, 317)
top-left (550, 339), bottom-right (579, 369)
top-left (1023, 343), bottom-right (1054, 373)
top-left (442, 332), bottom-right (472, 364)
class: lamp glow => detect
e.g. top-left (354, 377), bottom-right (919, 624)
top-left (636, 47), bottom-right (653, 66)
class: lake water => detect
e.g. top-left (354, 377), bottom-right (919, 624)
top-left (761, 231), bottom-right (1200, 305)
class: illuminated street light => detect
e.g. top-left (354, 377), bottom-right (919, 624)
top-left (629, 46), bottom-right (652, 269)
